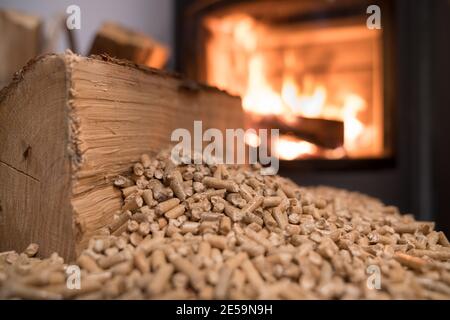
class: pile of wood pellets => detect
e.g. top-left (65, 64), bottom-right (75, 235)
top-left (1, 151), bottom-right (450, 299)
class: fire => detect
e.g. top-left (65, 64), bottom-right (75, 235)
top-left (244, 130), bottom-right (261, 148)
top-left (274, 138), bottom-right (318, 161)
top-left (342, 94), bottom-right (365, 149)
top-left (242, 56), bottom-right (368, 159)
top-left (242, 55), bottom-right (285, 116)
top-left (204, 14), bottom-right (384, 160)
top-left (281, 77), bottom-right (326, 119)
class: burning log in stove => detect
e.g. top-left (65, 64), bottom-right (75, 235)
top-left (251, 115), bottom-right (344, 150)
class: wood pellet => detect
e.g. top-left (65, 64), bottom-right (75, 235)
top-left (1, 150), bottom-right (450, 299)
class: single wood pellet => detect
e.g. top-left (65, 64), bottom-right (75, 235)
top-left (1, 150), bottom-right (450, 300)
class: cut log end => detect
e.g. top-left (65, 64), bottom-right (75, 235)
top-left (0, 52), bottom-right (244, 260)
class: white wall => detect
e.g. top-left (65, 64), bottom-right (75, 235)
top-left (0, 0), bottom-right (173, 60)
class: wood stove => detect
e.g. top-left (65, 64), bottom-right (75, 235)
top-left (175, 0), bottom-right (396, 169)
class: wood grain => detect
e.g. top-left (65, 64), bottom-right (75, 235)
top-left (0, 56), bottom-right (73, 259)
top-left (0, 53), bottom-right (244, 260)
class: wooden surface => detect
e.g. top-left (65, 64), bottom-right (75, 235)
top-left (89, 22), bottom-right (169, 69)
top-left (0, 53), bottom-right (244, 260)
top-left (0, 56), bottom-right (73, 260)
top-left (251, 115), bottom-right (344, 149)
top-left (0, 9), bottom-right (42, 89)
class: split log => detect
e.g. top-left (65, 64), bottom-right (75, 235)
top-left (0, 9), bottom-right (42, 88)
top-left (251, 115), bottom-right (344, 149)
top-left (0, 52), bottom-right (243, 260)
top-left (89, 22), bottom-right (169, 69)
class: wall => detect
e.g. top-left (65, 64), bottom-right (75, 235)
top-left (430, 0), bottom-right (450, 235)
top-left (0, 0), bottom-right (173, 58)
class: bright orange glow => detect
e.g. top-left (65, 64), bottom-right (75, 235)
top-left (243, 60), bottom-right (369, 158)
top-left (275, 138), bottom-right (318, 160)
top-left (244, 131), bottom-right (261, 148)
top-left (342, 94), bottom-right (365, 150)
top-left (204, 14), bottom-right (384, 160)
top-left (281, 77), bottom-right (326, 118)
top-left (242, 55), bottom-right (285, 115)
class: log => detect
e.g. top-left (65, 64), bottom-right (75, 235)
top-left (0, 9), bottom-right (42, 88)
top-left (250, 115), bottom-right (344, 149)
top-left (0, 52), bottom-right (243, 261)
top-left (89, 22), bottom-right (169, 69)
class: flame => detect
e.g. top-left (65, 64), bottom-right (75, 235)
top-left (274, 138), bottom-right (318, 160)
top-left (244, 131), bottom-right (261, 148)
top-left (205, 15), bottom-right (380, 160)
top-left (242, 55), bottom-right (285, 115)
top-left (241, 56), bottom-right (368, 158)
top-left (233, 17), bottom-right (258, 51)
top-left (342, 94), bottom-right (365, 149)
top-left (281, 77), bottom-right (326, 118)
